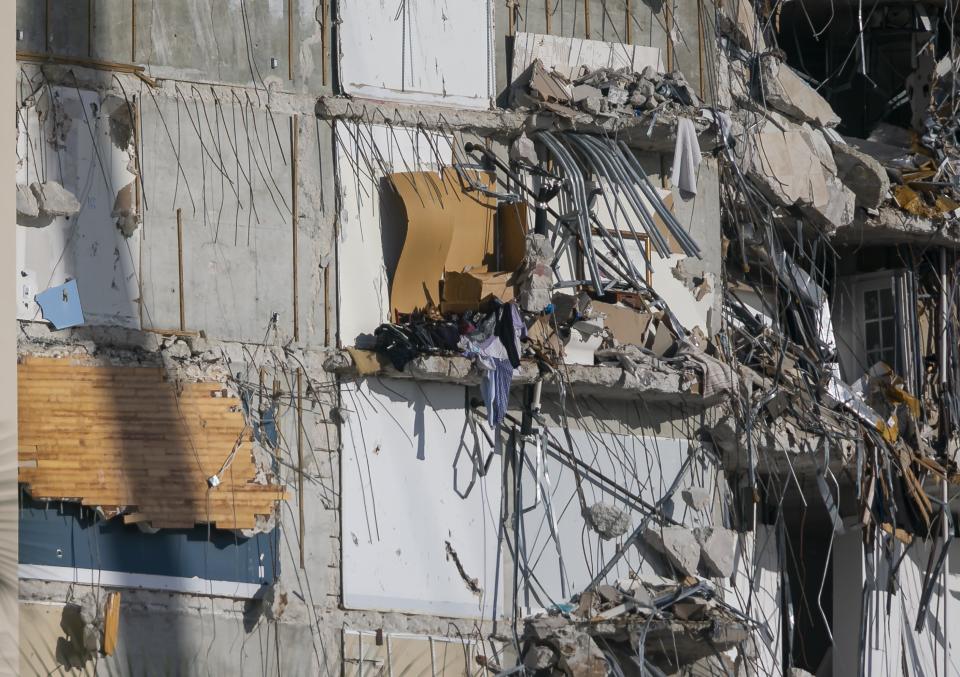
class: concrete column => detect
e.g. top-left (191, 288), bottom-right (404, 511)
top-left (2, 3), bottom-right (19, 674)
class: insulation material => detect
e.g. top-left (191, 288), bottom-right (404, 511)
top-left (338, 1), bottom-right (494, 109)
top-left (388, 168), bottom-right (496, 315)
top-left (16, 87), bottom-right (140, 328)
top-left (18, 357), bottom-right (286, 530)
top-left (728, 525), bottom-right (783, 677)
top-left (516, 429), bottom-right (710, 611)
top-left (334, 122), bottom-right (453, 345)
top-left (102, 592), bottom-right (121, 656)
top-left (511, 32), bottom-right (663, 85)
top-left (340, 379), bottom-right (500, 618)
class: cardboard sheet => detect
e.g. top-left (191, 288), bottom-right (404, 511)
top-left (589, 300), bottom-right (652, 345)
top-left (388, 172), bottom-right (456, 316)
top-left (388, 169), bottom-right (498, 317)
top-left (335, 122), bottom-right (454, 344)
top-left (441, 168), bottom-right (498, 274)
top-left (442, 270), bottom-right (515, 314)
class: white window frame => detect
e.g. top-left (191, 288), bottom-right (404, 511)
top-left (849, 271), bottom-right (902, 373)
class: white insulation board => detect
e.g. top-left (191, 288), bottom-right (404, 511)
top-left (341, 378), bottom-right (501, 618)
top-left (339, 1), bottom-right (494, 109)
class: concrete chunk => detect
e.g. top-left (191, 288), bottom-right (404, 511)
top-left (740, 117), bottom-right (855, 231)
top-left (643, 525), bottom-right (701, 577)
top-left (509, 133), bottom-right (538, 166)
top-left (585, 502), bottom-right (631, 540)
top-left (718, 0), bottom-right (766, 52)
top-left (830, 140), bottom-right (891, 209)
top-left (31, 181), bottom-right (81, 217)
top-left (572, 83), bottom-right (601, 103)
top-left (524, 618), bottom-right (606, 677)
top-left (695, 527), bottom-right (737, 578)
top-left (523, 644), bottom-right (556, 670)
top-left (16, 184), bottom-right (39, 218)
top-left (681, 486), bottom-right (712, 511)
top-left (758, 56), bottom-right (840, 127)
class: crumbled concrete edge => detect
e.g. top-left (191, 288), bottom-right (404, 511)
top-left (316, 95), bottom-right (719, 153)
top-left (324, 350), bottom-right (719, 404)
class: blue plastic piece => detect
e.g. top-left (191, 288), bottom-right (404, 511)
top-left (35, 279), bottom-right (85, 329)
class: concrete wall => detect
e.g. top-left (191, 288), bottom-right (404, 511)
top-left (15, 0), bottom-right (329, 94)
top-left (15, 1), bottom-right (730, 674)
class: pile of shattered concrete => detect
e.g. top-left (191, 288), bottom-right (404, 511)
top-left (718, 2), bottom-right (960, 236)
top-left (513, 58), bottom-right (701, 119)
top-left (516, 525), bottom-right (756, 676)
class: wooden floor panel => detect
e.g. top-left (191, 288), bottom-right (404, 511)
top-left (18, 356), bottom-right (287, 530)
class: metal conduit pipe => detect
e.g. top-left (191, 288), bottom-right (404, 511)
top-left (561, 136), bottom-right (648, 286)
top-left (573, 134), bottom-right (672, 258)
top-left (532, 134), bottom-right (595, 281)
top-left (463, 140), bottom-right (650, 294)
top-left (613, 138), bottom-right (702, 258)
top-left (578, 134), bottom-right (676, 257)
top-left (609, 136), bottom-right (693, 240)
top-left (611, 140), bottom-right (702, 258)
top-left (536, 132), bottom-right (606, 291)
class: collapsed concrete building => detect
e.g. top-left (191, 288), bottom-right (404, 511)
top-left (11, 1), bottom-right (960, 675)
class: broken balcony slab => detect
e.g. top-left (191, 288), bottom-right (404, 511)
top-left (756, 56), bottom-right (840, 128)
top-left (530, 612), bottom-right (750, 673)
top-left (326, 350), bottom-right (719, 405)
top-left (316, 95), bottom-right (719, 153)
top-left (738, 116), bottom-right (855, 232)
top-left (833, 206), bottom-right (960, 247)
top-left (524, 106), bottom-right (718, 154)
top-left (707, 413), bottom-right (857, 479)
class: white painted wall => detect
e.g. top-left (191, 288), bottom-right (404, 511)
top-left (833, 527), bottom-right (960, 677)
top-left (340, 378), bottom-right (501, 618)
top-left (338, 1), bottom-right (494, 109)
top-left (729, 525), bottom-right (783, 677)
top-left (515, 431), bottom-right (728, 612)
top-left (334, 121), bottom-right (453, 346)
top-left (16, 87), bottom-right (140, 328)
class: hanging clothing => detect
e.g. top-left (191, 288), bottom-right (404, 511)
top-left (671, 117), bottom-right (701, 197)
top-left (462, 335), bottom-right (513, 426)
top-left (495, 301), bottom-right (527, 369)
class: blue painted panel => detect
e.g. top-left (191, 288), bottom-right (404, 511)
top-left (19, 494), bottom-right (278, 584)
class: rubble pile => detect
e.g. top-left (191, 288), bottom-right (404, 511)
top-left (514, 59), bottom-right (700, 120)
top-left (519, 576), bottom-right (749, 676)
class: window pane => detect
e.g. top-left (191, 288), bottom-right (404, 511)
top-left (880, 288), bottom-right (894, 316)
top-left (866, 322), bottom-right (881, 351)
top-left (882, 349), bottom-right (897, 367)
top-left (882, 321), bottom-right (895, 350)
top-left (864, 290), bottom-right (878, 319)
